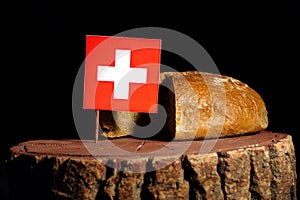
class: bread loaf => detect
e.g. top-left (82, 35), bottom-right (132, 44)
top-left (100, 71), bottom-right (268, 140)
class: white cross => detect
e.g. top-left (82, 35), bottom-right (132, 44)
top-left (97, 49), bottom-right (148, 100)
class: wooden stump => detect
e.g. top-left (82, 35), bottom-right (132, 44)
top-left (8, 131), bottom-right (297, 200)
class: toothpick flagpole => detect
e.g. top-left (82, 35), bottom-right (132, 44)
top-left (95, 110), bottom-right (99, 143)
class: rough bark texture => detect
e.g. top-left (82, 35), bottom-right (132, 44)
top-left (8, 132), bottom-right (297, 200)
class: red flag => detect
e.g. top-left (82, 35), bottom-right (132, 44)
top-left (84, 35), bottom-right (161, 113)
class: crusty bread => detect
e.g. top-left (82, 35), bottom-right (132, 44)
top-left (100, 71), bottom-right (268, 140)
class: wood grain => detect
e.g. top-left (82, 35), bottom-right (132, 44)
top-left (8, 131), bottom-right (297, 200)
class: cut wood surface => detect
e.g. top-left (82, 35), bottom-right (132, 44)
top-left (8, 131), bottom-right (297, 200)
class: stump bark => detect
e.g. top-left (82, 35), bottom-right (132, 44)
top-left (8, 131), bottom-right (297, 200)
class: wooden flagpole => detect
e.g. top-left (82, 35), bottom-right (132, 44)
top-left (95, 110), bottom-right (99, 143)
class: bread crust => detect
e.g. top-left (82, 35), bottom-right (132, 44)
top-left (173, 71), bottom-right (268, 140)
top-left (100, 71), bottom-right (268, 140)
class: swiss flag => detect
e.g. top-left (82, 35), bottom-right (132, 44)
top-left (84, 35), bottom-right (161, 113)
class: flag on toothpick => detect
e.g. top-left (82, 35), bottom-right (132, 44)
top-left (84, 35), bottom-right (161, 113)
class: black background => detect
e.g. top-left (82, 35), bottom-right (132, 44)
top-left (1, 0), bottom-right (299, 198)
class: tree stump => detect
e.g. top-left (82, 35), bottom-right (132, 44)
top-left (8, 131), bottom-right (297, 200)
